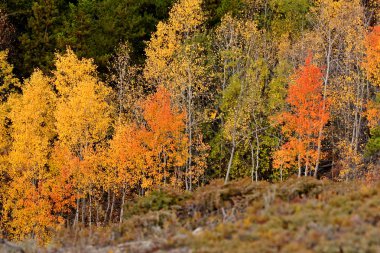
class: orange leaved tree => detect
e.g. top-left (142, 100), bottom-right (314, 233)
top-left (138, 86), bottom-right (188, 189)
top-left (108, 86), bottom-right (187, 222)
top-left (362, 25), bottom-right (380, 157)
top-left (273, 54), bottom-right (329, 177)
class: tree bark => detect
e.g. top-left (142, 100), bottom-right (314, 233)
top-left (104, 189), bottom-right (110, 224)
top-left (73, 196), bottom-right (80, 228)
top-left (89, 192), bottom-right (92, 229)
top-left (225, 142), bottom-right (235, 184)
top-left (120, 185), bottom-right (126, 224)
top-left (315, 31), bottom-right (335, 177)
top-left (109, 192), bottom-right (115, 224)
top-left (81, 197), bottom-right (86, 224)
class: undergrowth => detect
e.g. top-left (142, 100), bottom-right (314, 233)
top-left (3, 177), bottom-right (380, 253)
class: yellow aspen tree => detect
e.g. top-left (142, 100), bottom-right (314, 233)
top-left (169, 41), bottom-right (211, 191)
top-left (53, 49), bottom-right (112, 225)
top-left (8, 70), bottom-right (56, 179)
top-left (54, 49), bottom-right (112, 157)
top-left (144, 0), bottom-right (205, 83)
top-left (0, 50), bottom-right (19, 202)
top-left (4, 69), bottom-right (57, 242)
top-left (144, 0), bottom-right (210, 190)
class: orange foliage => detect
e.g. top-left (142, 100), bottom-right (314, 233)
top-left (363, 25), bottom-right (380, 88)
top-left (363, 25), bottom-right (380, 129)
top-left (47, 144), bottom-right (78, 215)
top-left (3, 176), bottom-right (58, 243)
top-left (273, 54), bottom-right (330, 175)
top-left (139, 86), bottom-right (188, 188)
top-left (108, 86), bottom-right (188, 190)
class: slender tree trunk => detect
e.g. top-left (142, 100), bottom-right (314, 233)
top-left (89, 192), bottom-right (92, 229)
top-left (163, 154), bottom-right (167, 185)
top-left (96, 201), bottom-right (99, 227)
top-left (305, 157), bottom-right (309, 176)
top-left (353, 77), bottom-right (365, 154)
top-left (74, 196), bottom-right (80, 228)
top-left (298, 153), bottom-right (301, 178)
top-left (250, 143), bottom-right (255, 182)
top-left (187, 66), bottom-right (193, 192)
top-left (255, 128), bottom-right (260, 182)
top-left (184, 166), bottom-right (189, 191)
top-left (315, 32), bottom-right (334, 177)
top-left (104, 189), bottom-right (110, 224)
top-left (81, 197), bottom-right (86, 224)
top-left (225, 140), bottom-right (235, 184)
top-left (120, 185), bottom-right (126, 224)
top-left (225, 80), bottom-right (244, 184)
top-left (109, 192), bottom-right (115, 224)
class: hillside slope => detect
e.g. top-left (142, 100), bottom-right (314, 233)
top-left (2, 177), bottom-right (380, 253)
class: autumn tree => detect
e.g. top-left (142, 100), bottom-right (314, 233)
top-left (53, 49), bottom-right (112, 226)
top-left (273, 54), bottom-right (329, 177)
top-left (107, 123), bottom-right (143, 223)
top-left (363, 25), bottom-right (380, 157)
top-left (3, 175), bottom-right (56, 242)
top-left (138, 86), bottom-right (188, 188)
top-left (8, 70), bottom-right (55, 178)
top-left (215, 15), bottom-right (261, 183)
top-left (54, 49), bottom-right (112, 159)
top-left (144, 0), bottom-right (210, 190)
top-left (0, 50), bottom-right (19, 172)
top-left (213, 14), bottom-right (279, 183)
top-left (3, 70), bottom-right (57, 242)
top-left (144, 0), bottom-right (205, 83)
top-left (298, 0), bottom-right (368, 172)
top-left (0, 50), bottom-right (19, 233)
top-left (107, 86), bottom-right (187, 221)
top-left (110, 86), bottom-right (188, 187)
top-left (108, 42), bottom-right (143, 124)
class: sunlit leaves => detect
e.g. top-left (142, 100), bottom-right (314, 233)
top-left (273, 55), bottom-right (329, 176)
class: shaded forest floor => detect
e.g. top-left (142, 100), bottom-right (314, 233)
top-left (3, 176), bottom-right (380, 253)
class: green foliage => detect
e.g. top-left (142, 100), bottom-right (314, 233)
top-left (5, 0), bottom-right (175, 76)
top-left (59, 0), bottom-right (175, 70)
top-left (215, 0), bottom-right (245, 18)
top-left (18, 0), bottom-right (66, 75)
top-left (366, 126), bottom-right (380, 157)
top-left (124, 187), bottom-right (191, 218)
top-left (365, 93), bottom-right (380, 157)
top-left (269, 0), bottom-right (310, 38)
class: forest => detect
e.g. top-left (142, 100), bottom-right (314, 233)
top-left (0, 0), bottom-right (379, 250)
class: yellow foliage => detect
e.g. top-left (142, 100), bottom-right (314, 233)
top-left (0, 50), bottom-right (20, 101)
top-left (2, 175), bottom-right (57, 243)
top-left (144, 0), bottom-right (205, 83)
top-left (53, 48), bottom-right (97, 97)
top-left (8, 70), bottom-right (56, 179)
top-left (54, 49), bottom-right (112, 156)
